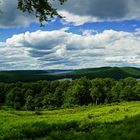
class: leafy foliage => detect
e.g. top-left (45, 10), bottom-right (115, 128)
top-left (17, 0), bottom-right (66, 24)
top-left (0, 77), bottom-right (140, 110)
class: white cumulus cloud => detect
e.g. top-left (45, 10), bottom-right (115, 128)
top-left (0, 28), bottom-right (140, 69)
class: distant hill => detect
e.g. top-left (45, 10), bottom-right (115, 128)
top-left (0, 67), bottom-right (140, 82)
top-left (64, 67), bottom-right (140, 79)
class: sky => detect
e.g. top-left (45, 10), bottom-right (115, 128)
top-left (0, 0), bottom-right (140, 70)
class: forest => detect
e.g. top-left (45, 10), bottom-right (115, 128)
top-left (1, 67), bottom-right (140, 83)
top-left (0, 77), bottom-right (140, 111)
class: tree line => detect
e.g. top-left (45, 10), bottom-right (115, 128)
top-left (0, 77), bottom-right (140, 110)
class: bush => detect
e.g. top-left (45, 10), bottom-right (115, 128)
top-left (34, 107), bottom-right (42, 115)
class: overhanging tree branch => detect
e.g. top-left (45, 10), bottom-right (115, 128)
top-left (17, 0), bottom-right (66, 25)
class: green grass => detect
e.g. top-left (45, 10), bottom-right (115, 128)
top-left (0, 101), bottom-right (140, 140)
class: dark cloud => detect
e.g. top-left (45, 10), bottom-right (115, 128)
top-left (60, 0), bottom-right (129, 20)
top-left (0, 0), bottom-right (35, 27)
top-left (0, 0), bottom-right (140, 27)
top-left (56, 0), bottom-right (140, 25)
top-left (29, 50), bottom-right (54, 58)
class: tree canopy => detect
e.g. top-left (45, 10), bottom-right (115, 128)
top-left (17, 0), bottom-right (66, 24)
top-left (0, 77), bottom-right (140, 110)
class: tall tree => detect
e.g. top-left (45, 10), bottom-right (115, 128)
top-left (90, 78), bottom-right (106, 105)
top-left (64, 77), bottom-right (92, 106)
top-left (6, 87), bottom-right (25, 110)
top-left (25, 95), bottom-right (35, 111)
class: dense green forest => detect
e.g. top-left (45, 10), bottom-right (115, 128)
top-left (1, 67), bottom-right (140, 82)
top-left (0, 77), bottom-right (140, 111)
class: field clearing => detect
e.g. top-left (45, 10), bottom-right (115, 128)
top-left (0, 101), bottom-right (140, 140)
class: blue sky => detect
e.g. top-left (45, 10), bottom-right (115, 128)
top-left (0, 0), bottom-right (140, 70)
top-left (1, 19), bottom-right (140, 42)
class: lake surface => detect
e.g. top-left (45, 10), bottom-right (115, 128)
top-left (58, 78), bottom-right (72, 81)
top-left (44, 70), bottom-right (73, 75)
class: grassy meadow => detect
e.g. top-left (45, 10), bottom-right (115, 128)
top-left (0, 101), bottom-right (140, 140)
